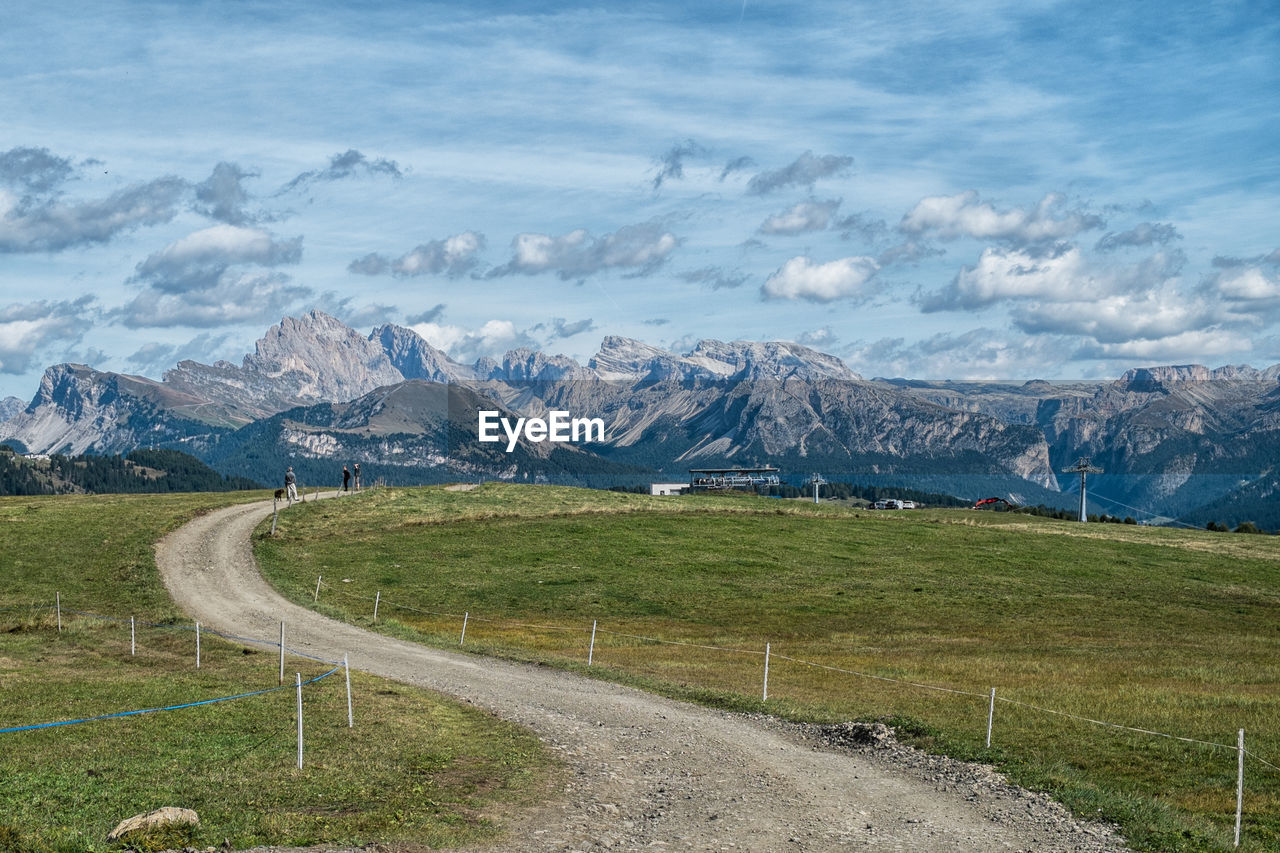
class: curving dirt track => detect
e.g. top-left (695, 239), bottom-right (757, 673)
top-left (156, 500), bottom-right (1132, 852)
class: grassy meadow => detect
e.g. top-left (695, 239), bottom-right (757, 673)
top-left (256, 483), bottom-right (1280, 853)
top-left (0, 492), bottom-right (553, 853)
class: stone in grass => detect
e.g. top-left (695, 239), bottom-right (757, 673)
top-left (107, 806), bottom-right (200, 842)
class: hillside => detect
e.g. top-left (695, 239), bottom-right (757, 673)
top-left (0, 445), bottom-right (262, 495)
top-left (257, 483), bottom-right (1280, 852)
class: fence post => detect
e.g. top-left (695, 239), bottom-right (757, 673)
top-left (763, 642), bottom-right (771, 702)
top-left (1235, 728), bottom-right (1245, 847)
top-left (295, 672), bottom-right (304, 770)
top-left (373, 591), bottom-right (381, 623)
top-left (56, 592), bottom-right (61, 633)
top-left (195, 621), bottom-right (201, 669)
top-left (344, 654), bottom-right (353, 728)
top-left (460, 611), bottom-right (469, 645)
top-left (279, 621), bottom-right (285, 684)
top-left (314, 575), bottom-right (322, 602)
top-left (986, 687), bottom-right (996, 748)
top-left (588, 619), bottom-right (597, 666)
top-left (130, 616), bottom-right (135, 656)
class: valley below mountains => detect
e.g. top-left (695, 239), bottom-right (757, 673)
top-left (3, 310), bottom-right (1279, 529)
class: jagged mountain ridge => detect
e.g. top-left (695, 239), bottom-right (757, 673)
top-left (3, 311), bottom-right (1280, 527)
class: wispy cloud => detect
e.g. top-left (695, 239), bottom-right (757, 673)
top-left (279, 149), bottom-right (403, 194)
top-left (0, 173), bottom-right (187, 253)
top-left (534, 316), bottom-right (596, 342)
top-left (0, 147), bottom-right (75, 195)
top-left (1094, 222), bottom-right (1180, 252)
top-left (678, 267), bottom-right (748, 290)
top-left (746, 152), bottom-right (853, 196)
top-left (651, 139), bottom-right (706, 190)
top-left (193, 162), bottom-right (261, 226)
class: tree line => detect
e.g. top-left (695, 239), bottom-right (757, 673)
top-left (0, 446), bottom-right (261, 496)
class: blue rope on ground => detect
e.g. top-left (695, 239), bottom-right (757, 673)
top-left (0, 666), bottom-right (339, 735)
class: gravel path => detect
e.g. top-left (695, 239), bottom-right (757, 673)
top-left (155, 499), bottom-right (1132, 852)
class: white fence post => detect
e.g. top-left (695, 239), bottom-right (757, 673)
top-left (588, 619), bottom-right (597, 666)
top-left (295, 672), bottom-right (304, 770)
top-left (460, 611), bottom-right (469, 645)
top-left (373, 591), bottom-right (381, 623)
top-left (344, 654), bottom-right (353, 728)
top-left (314, 575), bottom-right (322, 602)
top-left (763, 643), bottom-right (771, 702)
top-left (130, 616), bottom-right (136, 656)
top-left (279, 621), bottom-right (285, 684)
top-left (986, 688), bottom-right (996, 748)
top-left (195, 621), bottom-right (201, 669)
top-left (56, 592), bottom-right (61, 633)
top-left (1235, 728), bottom-right (1245, 847)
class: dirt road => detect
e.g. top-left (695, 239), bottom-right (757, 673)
top-left (155, 499), bottom-right (1131, 852)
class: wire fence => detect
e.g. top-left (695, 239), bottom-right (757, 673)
top-left (309, 573), bottom-right (1277, 846)
top-left (0, 600), bottom-right (353, 769)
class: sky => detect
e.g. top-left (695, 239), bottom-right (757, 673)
top-left (1, 0), bottom-right (1278, 401)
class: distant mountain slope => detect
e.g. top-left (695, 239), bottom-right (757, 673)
top-left (2, 311), bottom-right (1278, 528)
top-left (203, 381), bottom-right (650, 489)
top-left (0, 445), bottom-right (261, 496)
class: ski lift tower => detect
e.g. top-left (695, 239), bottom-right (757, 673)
top-left (1062, 457), bottom-right (1103, 522)
top-left (807, 473), bottom-right (827, 504)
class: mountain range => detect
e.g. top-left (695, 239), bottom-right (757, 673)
top-left (2, 310), bottom-right (1279, 528)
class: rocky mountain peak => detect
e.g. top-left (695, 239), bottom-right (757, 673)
top-left (242, 310), bottom-right (404, 401)
top-left (588, 336), bottom-right (676, 380)
top-left (0, 395), bottom-right (24, 424)
top-left (497, 348), bottom-right (589, 382)
top-left (374, 323), bottom-right (476, 383)
top-left (685, 339), bottom-right (861, 382)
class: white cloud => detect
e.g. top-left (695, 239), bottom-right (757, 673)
top-left (1012, 290), bottom-right (1228, 344)
top-left (118, 271), bottom-right (310, 329)
top-left (796, 326), bottom-right (837, 348)
top-left (761, 255), bottom-right (879, 302)
top-left (1216, 266), bottom-right (1280, 303)
top-left (409, 318), bottom-right (536, 362)
top-left (920, 245), bottom-right (1092, 311)
top-left (899, 191), bottom-right (1102, 244)
top-left (758, 199), bottom-right (841, 235)
top-left (490, 220), bottom-right (679, 280)
top-left (843, 328), bottom-right (1074, 380)
top-left (0, 298), bottom-right (94, 374)
top-left (1073, 328), bottom-right (1245, 361)
top-left (350, 231), bottom-right (486, 279)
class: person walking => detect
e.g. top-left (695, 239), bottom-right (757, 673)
top-left (342, 465), bottom-right (351, 494)
top-left (285, 466), bottom-right (297, 504)
top-left (353, 462), bottom-right (361, 491)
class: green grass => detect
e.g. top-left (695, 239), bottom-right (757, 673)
top-left (257, 483), bottom-right (1280, 853)
top-left (0, 491), bottom-right (554, 853)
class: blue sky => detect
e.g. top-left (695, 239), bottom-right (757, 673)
top-left (1, 0), bottom-right (1277, 400)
